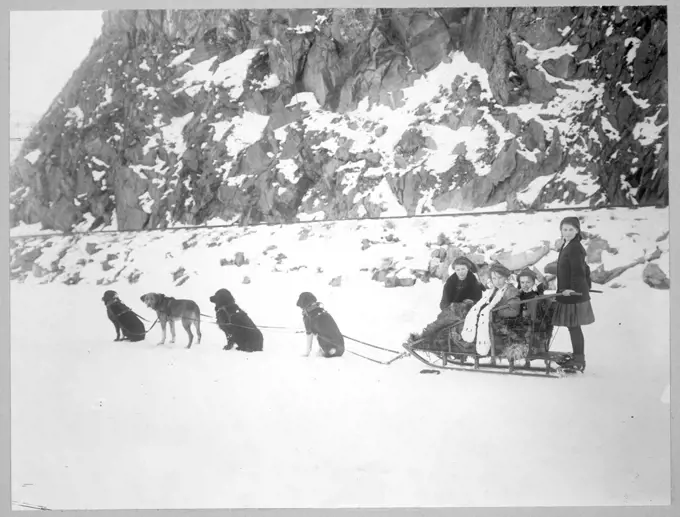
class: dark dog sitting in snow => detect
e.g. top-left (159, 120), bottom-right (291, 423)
top-left (140, 292), bottom-right (202, 348)
top-left (102, 290), bottom-right (146, 342)
top-left (210, 288), bottom-right (263, 352)
top-left (296, 292), bottom-right (345, 358)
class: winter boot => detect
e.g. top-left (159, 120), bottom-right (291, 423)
top-left (560, 354), bottom-right (586, 372)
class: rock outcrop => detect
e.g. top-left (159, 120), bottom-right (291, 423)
top-left (10, 6), bottom-right (667, 232)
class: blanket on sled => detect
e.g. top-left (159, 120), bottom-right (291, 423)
top-left (407, 302), bottom-right (538, 360)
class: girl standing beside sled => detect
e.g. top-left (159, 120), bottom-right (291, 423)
top-left (552, 216), bottom-right (595, 371)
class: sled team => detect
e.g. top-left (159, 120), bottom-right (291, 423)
top-left (102, 287), bottom-right (343, 357)
top-left (102, 217), bottom-right (594, 369)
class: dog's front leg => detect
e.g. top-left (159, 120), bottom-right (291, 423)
top-left (303, 333), bottom-right (313, 356)
top-left (113, 321), bottom-right (122, 341)
top-left (157, 320), bottom-right (167, 346)
top-left (169, 319), bottom-right (176, 344)
top-left (224, 333), bottom-right (235, 351)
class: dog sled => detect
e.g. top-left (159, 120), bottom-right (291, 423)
top-left (403, 293), bottom-right (580, 378)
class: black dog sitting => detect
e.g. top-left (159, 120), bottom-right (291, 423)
top-left (102, 290), bottom-right (146, 342)
top-left (296, 292), bottom-right (344, 358)
top-left (209, 288), bottom-right (263, 352)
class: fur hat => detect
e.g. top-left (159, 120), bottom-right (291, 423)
top-left (296, 292), bottom-right (318, 309)
top-left (489, 262), bottom-right (512, 278)
top-left (210, 288), bottom-right (236, 306)
top-left (452, 256), bottom-right (478, 273)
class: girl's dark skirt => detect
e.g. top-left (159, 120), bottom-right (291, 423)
top-left (552, 300), bottom-right (595, 327)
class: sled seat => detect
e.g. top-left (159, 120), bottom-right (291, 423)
top-left (409, 299), bottom-right (556, 361)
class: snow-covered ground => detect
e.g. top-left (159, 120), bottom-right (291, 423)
top-left (10, 208), bottom-right (670, 509)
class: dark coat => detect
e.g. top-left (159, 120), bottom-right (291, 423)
top-left (440, 273), bottom-right (484, 310)
top-left (303, 304), bottom-right (345, 357)
top-left (555, 239), bottom-right (591, 304)
top-left (519, 284), bottom-right (553, 324)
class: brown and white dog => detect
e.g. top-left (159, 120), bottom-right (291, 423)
top-left (140, 292), bottom-right (202, 348)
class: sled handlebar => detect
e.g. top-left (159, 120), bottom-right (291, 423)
top-left (492, 290), bottom-right (593, 313)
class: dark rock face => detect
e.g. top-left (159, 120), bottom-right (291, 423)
top-left (10, 6), bottom-right (667, 232)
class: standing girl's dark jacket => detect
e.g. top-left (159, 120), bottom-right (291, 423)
top-left (555, 239), bottom-right (591, 304)
top-left (439, 273), bottom-right (484, 310)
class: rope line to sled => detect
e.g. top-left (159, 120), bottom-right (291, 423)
top-left (110, 308), bottom-right (159, 337)
top-left (340, 334), bottom-right (401, 354)
top-left (136, 312), bottom-right (443, 359)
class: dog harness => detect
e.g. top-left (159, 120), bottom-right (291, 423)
top-left (302, 301), bottom-right (325, 316)
top-left (106, 297), bottom-right (132, 318)
top-left (302, 302), bottom-right (327, 333)
top-left (216, 304), bottom-right (245, 327)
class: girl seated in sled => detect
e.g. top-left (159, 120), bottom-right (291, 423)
top-left (439, 256), bottom-right (485, 310)
top-left (407, 256), bottom-right (485, 347)
top-left (408, 262), bottom-right (521, 356)
top-left (516, 268), bottom-right (556, 353)
top-left (455, 262), bottom-right (521, 356)
top-left (517, 268), bottom-right (551, 320)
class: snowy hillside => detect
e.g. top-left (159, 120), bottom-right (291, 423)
top-left (10, 207), bottom-right (670, 509)
top-left (9, 6), bottom-right (668, 232)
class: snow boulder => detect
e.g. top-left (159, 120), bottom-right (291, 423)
top-left (32, 263), bottom-right (49, 278)
top-left (491, 242), bottom-right (550, 271)
top-left (12, 247), bottom-right (42, 272)
top-left (590, 256), bottom-right (645, 285)
top-left (384, 268), bottom-right (417, 288)
top-left (412, 269), bottom-right (430, 283)
top-left (85, 242), bottom-right (101, 255)
top-left (395, 268), bottom-right (417, 287)
top-left (543, 260), bottom-right (557, 275)
top-left (431, 247), bottom-right (448, 259)
top-left (372, 257), bottom-right (396, 283)
top-left (384, 274), bottom-right (400, 288)
top-left (644, 247), bottom-right (663, 262)
top-left (586, 237), bottom-right (614, 263)
top-left (643, 263), bottom-right (670, 290)
top-left (656, 230), bottom-right (669, 243)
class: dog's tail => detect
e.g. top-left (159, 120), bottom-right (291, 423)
top-left (191, 305), bottom-right (201, 334)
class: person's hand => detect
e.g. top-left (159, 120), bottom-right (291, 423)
top-left (522, 309), bottom-right (530, 318)
top-left (561, 289), bottom-right (576, 296)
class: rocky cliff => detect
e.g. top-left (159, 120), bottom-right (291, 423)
top-left (10, 6), bottom-right (668, 232)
